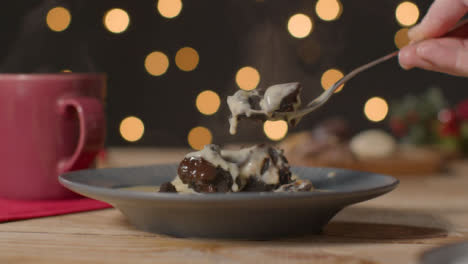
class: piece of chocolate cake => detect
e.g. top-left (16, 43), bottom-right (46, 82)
top-left (227, 82), bottom-right (302, 134)
top-left (241, 145), bottom-right (293, 192)
top-left (159, 144), bottom-right (302, 194)
top-left (159, 182), bottom-right (177, 193)
top-left (177, 156), bottom-right (233, 193)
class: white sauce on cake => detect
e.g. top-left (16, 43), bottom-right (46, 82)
top-left (227, 82), bottom-right (302, 135)
top-left (177, 145), bottom-right (290, 193)
top-left (171, 177), bottom-right (198, 194)
top-left (260, 83), bottom-right (301, 113)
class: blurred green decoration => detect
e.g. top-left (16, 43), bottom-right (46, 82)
top-left (389, 87), bottom-right (468, 155)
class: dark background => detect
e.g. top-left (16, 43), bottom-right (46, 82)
top-left (1, 0), bottom-right (466, 147)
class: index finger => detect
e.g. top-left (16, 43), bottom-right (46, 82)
top-left (408, 0), bottom-right (468, 41)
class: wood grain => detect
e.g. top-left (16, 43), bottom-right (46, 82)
top-left (1, 148), bottom-right (468, 264)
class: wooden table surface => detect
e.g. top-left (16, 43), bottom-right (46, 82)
top-left (1, 148), bottom-right (468, 264)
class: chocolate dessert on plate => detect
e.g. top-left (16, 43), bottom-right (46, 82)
top-left (159, 144), bottom-right (314, 193)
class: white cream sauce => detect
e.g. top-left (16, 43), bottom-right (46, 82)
top-left (260, 82), bottom-right (301, 113)
top-left (122, 145), bottom-right (314, 194)
top-left (171, 176), bottom-right (198, 194)
top-left (227, 82), bottom-right (302, 135)
top-left (226, 90), bottom-right (260, 135)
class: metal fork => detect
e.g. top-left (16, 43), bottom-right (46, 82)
top-left (277, 50), bottom-right (399, 121)
top-left (280, 19), bottom-right (468, 121)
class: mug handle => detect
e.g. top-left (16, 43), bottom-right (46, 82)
top-left (57, 97), bottom-right (105, 174)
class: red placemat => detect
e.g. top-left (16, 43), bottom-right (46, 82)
top-left (0, 197), bottom-right (111, 222)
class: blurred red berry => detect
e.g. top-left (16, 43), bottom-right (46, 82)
top-left (438, 109), bottom-right (460, 137)
top-left (456, 99), bottom-right (468, 121)
top-left (440, 121), bottom-right (460, 137)
top-left (438, 109), bottom-right (457, 124)
top-left (405, 110), bottom-right (419, 123)
top-left (390, 118), bottom-right (407, 137)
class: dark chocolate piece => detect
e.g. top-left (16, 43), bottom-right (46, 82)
top-left (177, 156), bottom-right (233, 193)
top-left (277, 84), bottom-right (301, 113)
top-left (278, 167), bottom-right (292, 185)
top-left (267, 147), bottom-right (292, 185)
top-left (242, 177), bottom-right (276, 192)
top-left (159, 182), bottom-right (177, 193)
top-left (178, 157), bottom-right (218, 184)
top-left (247, 94), bottom-right (262, 110)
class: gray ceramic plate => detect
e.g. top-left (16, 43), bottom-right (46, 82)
top-left (59, 164), bottom-right (398, 239)
top-left (420, 242), bottom-right (468, 264)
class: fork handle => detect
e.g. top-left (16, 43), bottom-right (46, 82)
top-left (309, 50), bottom-right (399, 107)
top-left (321, 19), bottom-right (468, 99)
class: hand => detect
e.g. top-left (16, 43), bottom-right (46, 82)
top-left (398, 0), bottom-right (468, 76)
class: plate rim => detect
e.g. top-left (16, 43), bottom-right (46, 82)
top-left (59, 164), bottom-right (399, 202)
top-left (420, 241), bottom-right (468, 264)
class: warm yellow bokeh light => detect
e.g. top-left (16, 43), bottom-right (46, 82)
top-left (145, 51), bottom-right (169, 76)
top-left (394, 28), bottom-right (410, 49)
top-left (395, 1), bottom-right (419, 27)
top-left (157, 0), bottom-right (183, 19)
top-left (175, 47), bottom-right (199, 71)
top-left (315, 0), bottom-right (343, 21)
top-left (287, 13), bottom-right (313, 38)
top-left (321, 68), bottom-right (344, 93)
top-left (364, 97), bottom-right (389, 122)
top-left (235, 66), bottom-right (260, 91)
top-left (263, 120), bottom-right (288, 141)
top-left (61, 69), bottom-right (72, 73)
top-left (104, 8), bottom-right (130, 34)
top-left (188, 126), bottom-right (212, 150)
top-left (120, 116), bottom-right (145, 142)
top-left (196, 90), bottom-right (220, 115)
top-left (46, 7), bottom-right (71, 32)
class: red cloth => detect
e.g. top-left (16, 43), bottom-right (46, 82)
top-left (0, 197), bottom-right (111, 222)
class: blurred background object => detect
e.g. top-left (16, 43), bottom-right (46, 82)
top-left (2, 0), bottom-right (468, 150)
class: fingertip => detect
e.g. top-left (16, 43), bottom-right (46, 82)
top-left (408, 25), bottom-right (425, 42)
top-left (398, 48), bottom-right (414, 70)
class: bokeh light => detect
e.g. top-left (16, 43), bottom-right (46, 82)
top-left (46, 7), bottom-right (71, 32)
top-left (364, 97), bottom-right (389, 122)
top-left (321, 68), bottom-right (344, 93)
top-left (175, 47), bottom-right (199, 71)
top-left (61, 69), bottom-right (72, 73)
top-left (196, 90), bottom-right (220, 115)
top-left (104, 8), bottom-right (130, 34)
top-left (188, 126), bottom-right (212, 150)
top-left (394, 28), bottom-right (410, 49)
top-left (395, 1), bottom-right (419, 27)
top-left (157, 0), bottom-right (183, 19)
top-left (145, 51), bottom-right (169, 76)
top-left (120, 116), bottom-right (145, 142)
top-left (287, 13), bottom-right (313, 38)
top-left (263, 120), bottom-right (288, 141)
top-left (315, 0), bottom-right (343, 21)
top-left (235, 66), bottom-right (260, 91)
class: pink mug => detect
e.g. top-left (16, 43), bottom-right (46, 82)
top-left (0, 73), bottom-right (106, 200)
